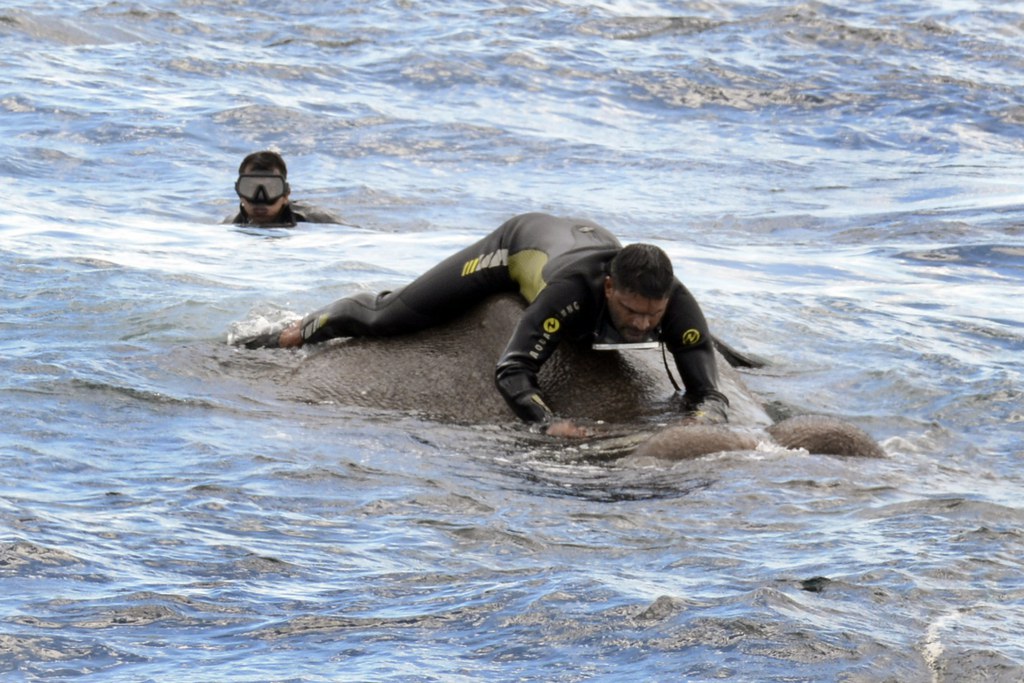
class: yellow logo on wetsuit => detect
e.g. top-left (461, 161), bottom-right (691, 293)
top-left (682, 328), bottom-right (701, 346)
top-left (543, 317), bottom-right (560, 334)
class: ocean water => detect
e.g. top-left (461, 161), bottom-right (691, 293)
top-left (1, 1), bottom-right (1023, 681)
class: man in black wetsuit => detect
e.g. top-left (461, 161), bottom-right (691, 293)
top-left (241, 212), bottom-right (729, 437)
top-left (227, 150), bottom-right (340, 227)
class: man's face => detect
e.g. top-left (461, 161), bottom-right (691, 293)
top-left (603, 277), bottom-right (669, 343)
top-left (236, 167), bottom-right (290, 225)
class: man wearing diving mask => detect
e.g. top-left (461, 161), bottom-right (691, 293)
top-left (237, 212), bottom-right (729, 437)
top-left (228, 150), bottom-right (340, 227)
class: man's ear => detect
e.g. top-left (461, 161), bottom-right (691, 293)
top-left (603, 275), bottom-right (614, 297)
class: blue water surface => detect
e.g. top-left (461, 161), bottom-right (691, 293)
top-left (1, 1), bottom-right (1023, 681)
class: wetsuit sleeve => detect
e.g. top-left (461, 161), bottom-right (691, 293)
top-left (671, 343), bottom-right (728, 407)
top-left (494, 281), bottom-right (582, 424)
top-left (662, 285), bottom-right (730, 414)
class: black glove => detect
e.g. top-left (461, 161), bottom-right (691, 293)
top-left (691, 395), bottom-right (729, 424)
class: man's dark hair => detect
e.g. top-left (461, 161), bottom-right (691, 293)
top-left (609, 243), bottom-right (674, 299)
top-left (238, 150), bottom-right (288, 177)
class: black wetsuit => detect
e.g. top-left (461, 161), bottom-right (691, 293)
top-left (228, 201), bottom-right (340, 227)
top-left (292, 212), bottom-right (728, 424)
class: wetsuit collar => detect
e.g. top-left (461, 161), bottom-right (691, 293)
top-left (236, 202), bottom-right (299, 227)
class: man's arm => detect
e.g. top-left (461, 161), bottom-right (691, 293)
top-left (672, 341), bottom-right (730, 422)
top-left (494, 365), bottom-right (593, 438)
top-left (493, 281), bottom-right (589, 431)
top-left (493, 366), bottom-right (555, 424)
top-left (290, 202), bottom-right (343, 225)
top-left (662, 284), bottom-right (730, 421)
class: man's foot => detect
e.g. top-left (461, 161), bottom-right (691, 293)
top-left (231, 320), bottom-right (303, 349)
top-left (278, 322), bottom-right (303, 348)
top-left (237, 329), bottom-right (282, 349)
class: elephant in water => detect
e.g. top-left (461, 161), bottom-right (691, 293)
top-left (275, 294), bottom-right (883, 459)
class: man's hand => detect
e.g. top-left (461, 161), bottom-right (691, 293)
top-left (544, 419), bottom-right (593, 439)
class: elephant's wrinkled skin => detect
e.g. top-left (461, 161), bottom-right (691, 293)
top-left (282, 294), bottom-right (883, 459)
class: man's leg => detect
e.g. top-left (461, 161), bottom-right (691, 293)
top-left (277, 228), bottom-right (516, 347)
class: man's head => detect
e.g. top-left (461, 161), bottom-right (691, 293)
top-left (235, 151), bottom-right (291, 225)
top-left (604, 244), bottom-right (674, 342)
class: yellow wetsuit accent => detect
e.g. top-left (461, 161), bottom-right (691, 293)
top-left (508, 249), bottom-right (549, 303)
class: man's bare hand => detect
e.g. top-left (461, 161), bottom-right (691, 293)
top-left (544, 419), bottom-right (592, 439)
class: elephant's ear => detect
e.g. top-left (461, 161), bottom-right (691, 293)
top-left (711, 334), bottom-right (767, 369)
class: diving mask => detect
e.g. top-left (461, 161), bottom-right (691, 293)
top-left (235, 174), bottom-right (289, 204)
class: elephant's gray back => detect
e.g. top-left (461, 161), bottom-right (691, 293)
top-left (282, 294), bottom-right (771, 426)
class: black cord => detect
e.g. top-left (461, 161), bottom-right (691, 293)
top-left (661, 343), bottom-right (682, 392)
